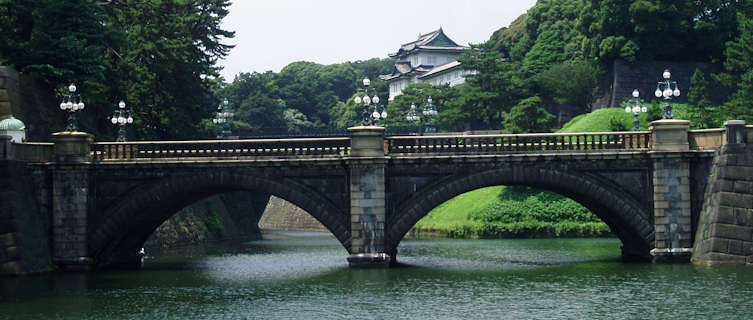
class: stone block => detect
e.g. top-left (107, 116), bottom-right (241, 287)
top-left (720, 180), bottom-right (735, 192)
top-left (710, 237), bottom-right (730, 253)
top-left (734, 208), bottom-right (753, 227)
top-left (717, 206), bottom-right (737, 224)
top-left (728, 240), bottom-right (744, 255)
top-left (710, 223), bottom-right (753, 241)
top-left (736, 181), bottom-right (753, 194)
top-left (718, 192), bottom-right (753, 209)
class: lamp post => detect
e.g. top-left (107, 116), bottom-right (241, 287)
top-left (353, 78), bottom-right (387, 126)
top-left (654, 69), bottom-right (681, 119)
top-left (110, 100), bottom-right (133, 142)
top-left (212, 98), bottom-right (233, 139)
top-left (422, 96), bottom-right (438, 134)
top-left (58, 83), bottom-right (85, 131)
top-left (406, 103), bottom-right (420, 135)
top-left (624, 89), bottom-right (647, 131)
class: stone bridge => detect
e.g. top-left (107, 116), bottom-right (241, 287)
top-left (2, 120), bottom-right (752, 272)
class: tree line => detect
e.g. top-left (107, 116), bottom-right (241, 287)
top-left (1, 0), bottom-right (751, 140)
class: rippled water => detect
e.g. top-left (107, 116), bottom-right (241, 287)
top-left (1, 232), bottom-right (752, 319)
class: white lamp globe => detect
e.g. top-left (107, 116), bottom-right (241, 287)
top-left (372, 111), bottom-right (380, 119)
top-left (119, 101), bottom-right (126, 109)
top-left (427, 96), bottom-right (433, 104)
top-left (663, 70), bottom-right (671, 79)
top-left (127, 116), bottom-right (133, 124)
top-left (213, 119), bottom-right (217, 124)
top-left (641, 106), bottom-right (648, 113)
top-left (362, 78), bottom-right (371, 87)
top-left (654, 89), bottom-right (662, 98)
top-left (381, 110), bottom-right (387, 119)
top-left (60, 102), bottom-right (67, 110)
top-left (111, 117), bottom-right (118, 124)
top-left (372, 95), bottom-right (379, 104)
top-left (410, 103), bottom-right (416, 110)
top-left (354, 96), bottom-right (362, 104)
top-left (363, 96), bottom-right (371, 105)
top-left (673, 88), bottom-right (681, 97)
top-left (66, 101), bottom-right (74, 109)
top-left (78, 102), bottom-right (85, 110)
top-left (632, 106), bottom-right (641, 113)
top-left (663, 88), bottom-right (672, 98)
top-left (223, 99), bottom-right (229, 106)
top-left (625, 106), bottom-right (632, 113)
top-left (632, 89), bottom-right (639, 98)
top-left (68, 83), bottom-right (76, 93)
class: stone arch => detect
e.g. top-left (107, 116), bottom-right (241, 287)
top-left (387, 167), bottom-right (653, 259)
top-left (90, 171), bottom-right (350, 268)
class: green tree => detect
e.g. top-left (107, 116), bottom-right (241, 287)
top-left (687, 68), bottom-right (717, 128)
top-left (502, 96), bottom-right (554, 133)
top-left (455, 41), bottom-right (527, 128)
top-left (716, 11), bottom-right (753, 122)
top-left (535, 60), bottom-right (602, 113)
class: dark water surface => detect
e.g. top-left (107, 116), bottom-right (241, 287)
top-left (1, 231), bottom-right (751, 319)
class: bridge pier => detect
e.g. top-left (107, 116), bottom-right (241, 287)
top-left (649, 120), bottom-right (694, 261)
top-left (51, 132), bottom-right (95, 271)
top-left (346, 126), bottom-right (392, 267)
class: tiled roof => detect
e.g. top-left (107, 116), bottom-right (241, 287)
top-left (389, 28), bottom-right (469, 58)
top-left (417, 61), bottom-right (462, 79)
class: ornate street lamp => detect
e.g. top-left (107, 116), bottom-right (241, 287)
top-left (624, 89), bottom-right (647, 131)
top-left (212, 98), bottom-right (234, 139)
top-left (58, 83), bottom-right (85, 131)
top-left (654, 69), bottom-right (681, 119)
top-left (110, 100), bottom-right (133, 142)
top-left (422, 96), bottom-right (438, 134)
top-left (353, 78), bottom-right (387, 126)
top-left (406, 103), bottom-right (420, 135)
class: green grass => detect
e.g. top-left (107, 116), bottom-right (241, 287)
top-left (413, 186), bottom-right (610, 238)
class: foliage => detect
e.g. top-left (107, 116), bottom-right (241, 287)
top-left (609, 116), bottom-right (629, 132)
top-left (455, 42), bottom-right (527, 128)
top-left (535, 60), bottom-right (602, 113)
top-left (502, 96), bottom-right (554, 133)
top-left (413, 186), bottom-right (610, 238)
top-left (715, 11), bottom-right (753, 123)
top-left (687, 68), bottom-right (719, 128)
top-left (0, 0), bottom-right (235, 140)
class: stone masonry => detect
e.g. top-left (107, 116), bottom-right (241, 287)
top-left (51, 132), bottom-right (94, 270)
top-left (692, 121), bottom-right (753, 265)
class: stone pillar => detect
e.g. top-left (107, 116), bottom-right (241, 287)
top-left (51, 131), bottom-right (94, 270)
top-left (691, 120), bottom-right (753, 265)
top-left (346, 126), bottom-right (391, 267)
top-left (725, 120), bottom-right (747, 145)
top-left (649, 120), bottom-right (693, 261)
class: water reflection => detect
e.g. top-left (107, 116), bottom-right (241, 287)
top-left (1, 232), bottom-right (752, 319)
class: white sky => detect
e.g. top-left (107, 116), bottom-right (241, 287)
top-left (218, 0), bottom-right (537, 80)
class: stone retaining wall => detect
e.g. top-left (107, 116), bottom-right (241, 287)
top-left (257, 196), bottom-right (327, 232)
top-left (692, 143), bottom-right (753, 265)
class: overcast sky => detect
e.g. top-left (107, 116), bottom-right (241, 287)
top-left (218, 0), bottom-right (537, 80)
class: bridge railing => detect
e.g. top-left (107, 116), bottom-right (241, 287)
top-left (1, 140), bottom-right (54, 162)
top-left (688, 128), bottom-right (726, 150)
top-left (91, 137), bottom-right (351, 161)
top-left (386, 131), bottom-right (651, 155)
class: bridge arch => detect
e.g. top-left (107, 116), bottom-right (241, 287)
top-left (387, 167), bottom-right (654, 259)
top-left (90, 171), bottom-right (350, 268)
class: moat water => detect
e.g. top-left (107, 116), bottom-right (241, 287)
top-left (1, 231), bottom-right (752, 319)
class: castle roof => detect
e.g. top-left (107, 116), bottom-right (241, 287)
top-left (388, 28), bottom-right (469, 58)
